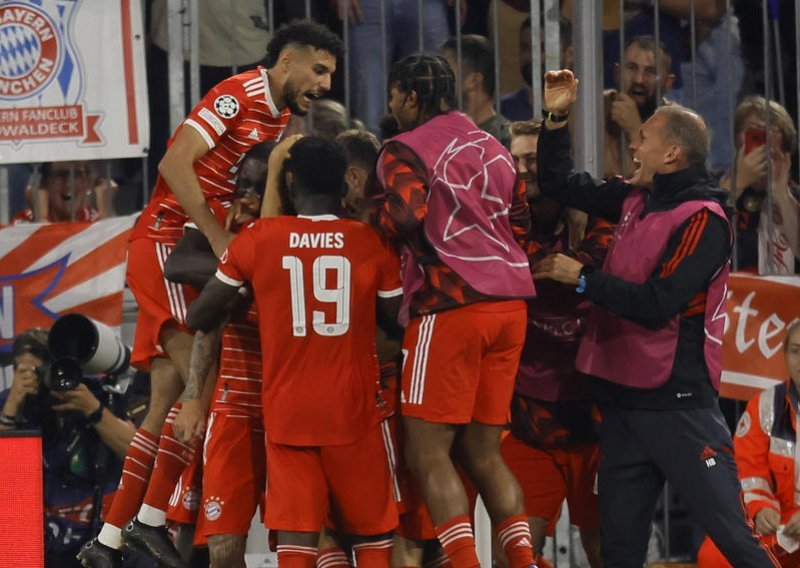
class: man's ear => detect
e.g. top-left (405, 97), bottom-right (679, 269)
top-left (405, 89), bottom-right (419, 110)
top-left (278, 47), bottom-right (294, 72)
top-left (664, 145), bottom-right (680, 165)
top-left (344, 166), bottom-right (359, 191)
top-left (465, 71), bottom-right (482, 93)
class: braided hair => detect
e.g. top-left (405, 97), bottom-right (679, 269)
top-left (389, 54), bottom-right (456, 122)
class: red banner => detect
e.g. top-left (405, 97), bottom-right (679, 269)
top-left (720, 273), bottom-right (800, 401)
top-left (0, 216), bottom-right (135, 354)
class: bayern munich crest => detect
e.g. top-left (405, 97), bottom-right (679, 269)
top-left (0, 0), bottom-right (81, 103)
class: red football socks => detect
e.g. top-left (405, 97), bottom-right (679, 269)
top-left (435, 516), bottom-right (480, 568)
top-left (103, 428), bottom-right (159, 529)
top-left (277, 545), bottom-right (317, 568)
top-left (497, 515), bottom-right (535, 568)
top-left (140, 404), bottom-right (197, 521)
top-left (352, 539), bottom-right (392, 568)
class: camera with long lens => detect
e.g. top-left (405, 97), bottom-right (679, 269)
top-left (47, 314), bottom-right (131, 387)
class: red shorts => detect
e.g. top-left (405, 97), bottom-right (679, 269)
top-left (265, 422), bottom-right (399, 536)
top-left (401, 300), bottom-right (526, 425)
top-left (166, 451), bottom-right (203, 527)
top-left (127, 237), bottom-right (197, 371)
top-left (501, 434), bottom-right (600, 535)
top-left (201, 411), bottom-right (266, 537)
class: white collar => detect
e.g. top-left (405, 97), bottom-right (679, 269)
top-left (259, 67), bottom-right (281, 118)
top-left (297, 214), bottom-right (339, 221)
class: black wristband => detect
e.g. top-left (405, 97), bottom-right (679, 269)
top-left (542, 108), bottom-right (569, 122)
top-left (0, 413), bottom-right (16, 427)
top-left (85, 403), bottom-right (105, 425)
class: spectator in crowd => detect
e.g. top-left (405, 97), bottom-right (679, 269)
top-left (668, 3), bottom-right (745, 173)
top-left (78, 20), bottom-right (342, 568)
top-left (0, 329), bottom-right (140, 566)
top-left (374, 54), bottom-right (536, 568)
top-left (533, 69), bottom-right (776, 567)
top-left (441, 34), bottom-right (512, 147)
top-left (720, 96), bottom-right (800, 274)
top-left (500, 120), bottom-right (611, 568)
top-left (337, 0), bottom-right (452, 134)
top-left (11, 162), bottom-right (117, 224)
top-left (604, 35), bottom-right (675, 178)
top-left (501, 16), bottom-right (574, 122)
top-left (697, 320), bottom-right (800, 567)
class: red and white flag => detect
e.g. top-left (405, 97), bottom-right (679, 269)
top-left (0, 214), bottom-right (135, 355)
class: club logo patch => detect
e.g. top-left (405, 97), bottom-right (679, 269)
top-left (214, 94), bottom-right (239, 118)
top-left (182, 490), bottom-right (199, 511)
top-left (204, 497), bottom-right (224, 521)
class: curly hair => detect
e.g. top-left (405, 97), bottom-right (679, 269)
top-left (266, 19), bottom-right (344, 66)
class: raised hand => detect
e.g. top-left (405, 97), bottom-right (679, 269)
top-left (544, 70), bottom-right (579, 115)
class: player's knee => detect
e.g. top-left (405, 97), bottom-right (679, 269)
top-left (208, 534), bottom-right (246, 568)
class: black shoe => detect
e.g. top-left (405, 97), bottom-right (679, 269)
top-left (122, 518), bottom-right (183, 567)
top-left (76, 538), bottom-right (123, 568)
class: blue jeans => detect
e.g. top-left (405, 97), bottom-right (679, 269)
top-left (345, 0), bottom-right (450, 134)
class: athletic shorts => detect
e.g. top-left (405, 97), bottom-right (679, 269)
top-left (264, 422), bottom-right (399, 536)
top-left (501, 433), bottom-right (600, 535)
top-left (201, 411), bottom-right (266, 537)
top-left (127, 237), bottom-right (197, 371)
top-left (401, 300), bottom-right (526, 425)
top-left (166, 450), bottom-right (203, 527)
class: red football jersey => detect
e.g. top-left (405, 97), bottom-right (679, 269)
top-left (210, 302), bottom-right (263, 418)
top-left (132, 67), bottom-right (291, 243)
top-left (216, 215), bottom-right (402, 447)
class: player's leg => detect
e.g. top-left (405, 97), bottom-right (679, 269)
top-left (208, 535), bottom-right (247, 568)
top-left (640, 408), bottom-right (779, 567)
top-left (124, 327), bottom-right (215, 565)
top-left (203, 414), bottom-right (266, 567)
top-left (325, 422), bottom-right (398, 568)
top-left (317, 529), bottom-right (353, 568)
top-left (266, 440), bottom-right (328, 568)
top-left (499, 433), bottom-right (565, 559)
top-left (458, 302), bottom-right (532, 568)
top-left (400, 309), bottom-right (485, 568)
top-left (565, 443), bottom-right (602, 568)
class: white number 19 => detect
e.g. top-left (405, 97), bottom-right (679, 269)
top-left (282, 255), bottom-right (351, 337)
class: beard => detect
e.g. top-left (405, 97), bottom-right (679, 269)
top-left (638, 93), bottom-right (658, 121)
top-left (284, 85), bottom-right (309, 116)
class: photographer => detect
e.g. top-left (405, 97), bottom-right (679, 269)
top-left (0, 328), bottom-right (139, 566)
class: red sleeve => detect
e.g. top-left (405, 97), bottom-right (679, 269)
top-left (734, 392), bottom-right (781, 520)
top-left (182, 75), bottom-right (249, 149)
top-left (216, 223), bottom-right (256, 287)
top-left (373, 141), bottom-right (429, 242)
top-left (375, 234), bottom-right (403, 297)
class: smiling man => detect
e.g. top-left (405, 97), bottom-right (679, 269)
top-left (532, 69), bottom-right (778, 568)
top-left (604, 36), bottom-right (675, 178)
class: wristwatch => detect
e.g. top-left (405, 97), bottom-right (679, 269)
top-left (542, 108), bottom-right (569, 123)
top-left (576, 265), bottom-right (595, 294)
top-left (85, 403), bottom-right (105, 426)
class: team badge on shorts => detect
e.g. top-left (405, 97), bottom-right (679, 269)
top-left (214, 95), bottom-right (239, 118)
top-left (182, 490), bottom-right (200, 511)
top-left (204, 496), bottom-right (224, 521)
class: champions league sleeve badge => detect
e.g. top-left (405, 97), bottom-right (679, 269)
top-left (214, 94), bottom-right (240, 119)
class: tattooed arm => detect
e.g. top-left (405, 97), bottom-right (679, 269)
top-left (173, 322), bottom-right (225, 444)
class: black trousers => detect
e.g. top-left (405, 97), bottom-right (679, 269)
top-left (598, 404), bottom-right (777, 567)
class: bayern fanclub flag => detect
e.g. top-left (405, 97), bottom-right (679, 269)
top-left (0, 0), bottom-right (149, 163)
top-left (0, 214), bottom-right (135, 356)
